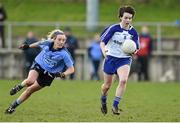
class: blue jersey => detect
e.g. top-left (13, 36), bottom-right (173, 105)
top-left (88, 41), bottom-right (102, 61)
top-left (35, 40), bottom-right (74, 73)
top-left (101, 23), bottom-right (140, 58)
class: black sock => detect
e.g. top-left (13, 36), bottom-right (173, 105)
top-left (11, 100), bottom-right (20, 109)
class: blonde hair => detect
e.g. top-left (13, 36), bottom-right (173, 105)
top-left (47, 29), bottom-right (64, 40)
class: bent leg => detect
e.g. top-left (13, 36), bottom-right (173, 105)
top-left (17, 81), bottom-right (43, 103)
top-left (10, 70), bottom-right (39, 96)
top-left (22, 70), bottom-right (39, 87)
top-left (100, 73), bottom-right (114, 114)
top-left (101, 73), bottom-right (113, 95)
top-left (6, 81), bottom-right (43, 114)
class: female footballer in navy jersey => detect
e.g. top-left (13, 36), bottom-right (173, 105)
top-left (5, 29), bottom-right (74, 114)
top-left (100, 6), bottom-right (140, 115)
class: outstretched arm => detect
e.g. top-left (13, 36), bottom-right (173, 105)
top-left (29, 42), bottom-right (40, 48)
top-left (19, 41), bottom-right (41, 50)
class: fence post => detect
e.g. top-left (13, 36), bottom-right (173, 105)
top-left (7, 22), bottom-right (12, 51)
top-left (157, 23), bottom-right (162, 52)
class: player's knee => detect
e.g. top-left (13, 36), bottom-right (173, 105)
top-left (120, 80), bottom-right (127, 86)
top-left (25, 79), bottom-right (35, 86)
top-left (105, 85), bottom-right (110, 90)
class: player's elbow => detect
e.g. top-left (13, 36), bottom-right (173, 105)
top-left (69, 67), bottom-right (75, 74)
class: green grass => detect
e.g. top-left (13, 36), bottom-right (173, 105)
top-left (0, 80), bottom-right (180, 122)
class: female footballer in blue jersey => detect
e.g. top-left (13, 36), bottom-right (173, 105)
top-left (5, 29), bottom-right (75, 114)
top-left (100, 6), bottom-right (140, 115)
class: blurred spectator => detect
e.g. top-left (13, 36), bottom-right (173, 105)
top-left (64, 27), bottom-right (79, 80)
top-left (0, 4), bottom-right (7, 48)
top-left (136, 25), bottom-right (153, 81)
top-left (23, 31), bottom-right (41, 77)
top-left (88, 34), bottom-right (103, 80)
top-left (175, 20), bottom-right (180, 25)
top-left (129, 55), bottom-right (140, 81)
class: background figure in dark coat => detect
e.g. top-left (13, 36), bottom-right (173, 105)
top-left (64, 27), bottom-right (79, 80)
top-left (23, 31), bottom-right (41, 77)
top-left (136, 26), bottom-right (153, 81)
top-left (0, 4), bottom-right (7, 48)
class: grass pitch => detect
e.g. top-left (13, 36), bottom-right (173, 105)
top-left (0, 79), bottom-right (180, 122)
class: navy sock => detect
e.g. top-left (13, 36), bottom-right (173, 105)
top-left (113, 96), bottom-right (121, 107)
top-left (11, 99), bottom-right (21, 109)
top-left (101, 95), bottom-right (107, 104)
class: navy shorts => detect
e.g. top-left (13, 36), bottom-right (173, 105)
top-left (103, 56), bottom-right (132, 75)
top-left (30, 62), bottom-right (55, 87)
